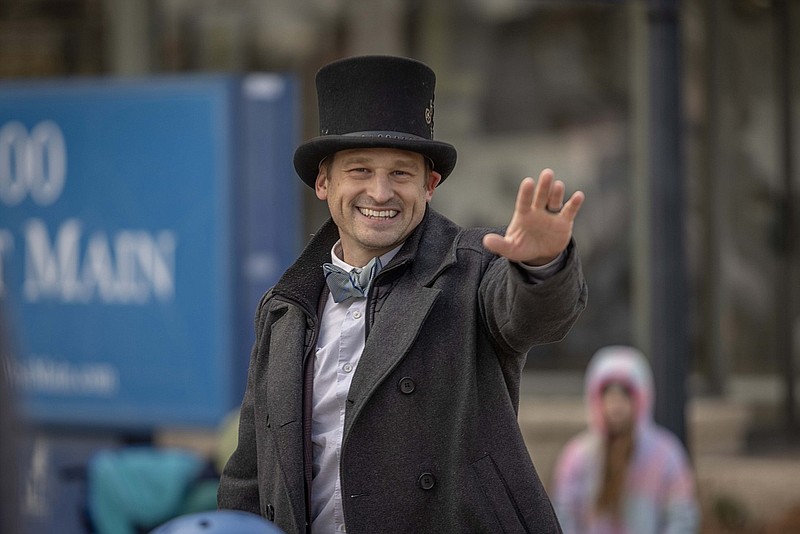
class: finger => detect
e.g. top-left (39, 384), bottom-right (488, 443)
top-left (547, 180), bottom-right (566, 212)
top-left (482, 233), bottom-right (510, 256)
top-left (515, 177), bottom-right (536, 214)
top-left (532, 168), bottom-right (554, 210)
top-left (560, 190), bottom-right (585, 220)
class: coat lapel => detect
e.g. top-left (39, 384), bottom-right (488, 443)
top-left (341, 209), bottom-right (461, 442)
top-left (343, 276), bottom-right (441, 442)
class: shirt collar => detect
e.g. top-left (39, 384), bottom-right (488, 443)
top-left (329, 240), bottom-right (403, 272)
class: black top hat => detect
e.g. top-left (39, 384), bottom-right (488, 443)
top-left (293, 55), bottom-right (458, 188)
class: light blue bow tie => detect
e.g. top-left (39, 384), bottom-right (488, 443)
top-left (322, 256), bottom-right (383, 303)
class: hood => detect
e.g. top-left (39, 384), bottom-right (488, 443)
top-left (584, 345), bottom-right (654, 435)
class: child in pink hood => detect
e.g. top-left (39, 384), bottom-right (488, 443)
top-left (552, 346), bottom-right (699, 533)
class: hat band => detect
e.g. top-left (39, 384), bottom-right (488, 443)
top-left (336, 130), bottom-right (430, 142)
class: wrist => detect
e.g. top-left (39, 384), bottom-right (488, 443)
top-left (522, 254), bottom-right (560, 267)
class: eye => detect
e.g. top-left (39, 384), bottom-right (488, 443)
top-left (392, 169), bottom-right (414, 179)
top-left (345, 167), bottom-right (371, 177)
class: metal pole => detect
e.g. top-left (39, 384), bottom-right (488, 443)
top-left (630, 0), bottom-right (652, 358)
top-left (646, 0), bottom-right (689, 445)
top-left (699, 0), bottom-right (726, 396)
top-left (773, 0), bottom-right (797, 435)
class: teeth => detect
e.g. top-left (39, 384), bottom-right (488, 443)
top-left (360, 208), bottom-right (397, 218)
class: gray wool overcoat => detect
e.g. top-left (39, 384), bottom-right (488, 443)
top-left (218, 207), bottom-right (587, 534)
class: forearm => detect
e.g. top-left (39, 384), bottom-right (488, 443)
top-left (481, 239), bottom-right (587, 353)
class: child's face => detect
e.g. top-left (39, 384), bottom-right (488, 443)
top-left (602, 383), bottom-right (634, 435)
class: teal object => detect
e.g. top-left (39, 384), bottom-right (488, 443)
top-left (178, 480), bottom-right (219, 516)
top-left (88, 447), bottom-right (205, 534)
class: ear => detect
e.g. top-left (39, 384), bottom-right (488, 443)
top-left (425, 170), bottom-right (442, 202)
top-left (315, 170), bottom-right (329, 200)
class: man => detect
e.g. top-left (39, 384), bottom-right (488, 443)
top-left (218, 55), bottom-right (588, 533)
top-left (552, 346), bottom-right (699, 533)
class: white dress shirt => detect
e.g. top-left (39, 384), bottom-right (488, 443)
top-left (309, 241), bottom-right (565, 533)
top-left (310, 243), bottom-right (400, 533)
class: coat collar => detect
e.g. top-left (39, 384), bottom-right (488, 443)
top-left (272, 207), bottom-right (461, 312)
top-left (271, 217), bottom-right (338, 313)
top-left (378, 207), bottom-right (461, 287)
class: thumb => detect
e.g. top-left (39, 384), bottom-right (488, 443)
top-left (482, 233), bottom-right (508, 256)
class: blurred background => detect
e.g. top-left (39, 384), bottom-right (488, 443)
top-left (0, 0), bottom-right (798, 533)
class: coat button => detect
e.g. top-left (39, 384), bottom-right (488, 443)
top-left (265, 503), bottom-right (275, 521)
top-left (418, 472), bottom-right (436, 490)
top-left (399, 377), bottom-right (416, 394)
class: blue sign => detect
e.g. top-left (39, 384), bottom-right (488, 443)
top-left (0, 74), bottom-right (300, 429)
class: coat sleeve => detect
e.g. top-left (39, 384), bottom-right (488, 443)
top-left (217, 292), bottom-right (272, 515)
top-left (479, 238), bottom-right (587, 355)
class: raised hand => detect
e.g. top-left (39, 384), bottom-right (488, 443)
top-left (482, 168), bottom-right (584, 266)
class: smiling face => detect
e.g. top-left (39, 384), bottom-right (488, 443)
top-left (315, 147), bottom-right (442, 267)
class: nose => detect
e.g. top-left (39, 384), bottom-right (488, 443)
top-left (367, 172), bottom-right (394, 203)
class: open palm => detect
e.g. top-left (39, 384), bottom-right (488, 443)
top-left (483, 168), bottom-right (584, 266)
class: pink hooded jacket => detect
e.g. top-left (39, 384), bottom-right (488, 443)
top-left (552, 346), bottom-right (699, 533)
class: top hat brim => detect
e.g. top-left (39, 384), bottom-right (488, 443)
top-left (293, 133), bottom-right (457, 189)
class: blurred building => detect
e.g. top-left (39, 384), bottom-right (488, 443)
top-left (2, 0), bottom-right (799, 531)
top-left (2, 0), bottom-right (799, 467)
